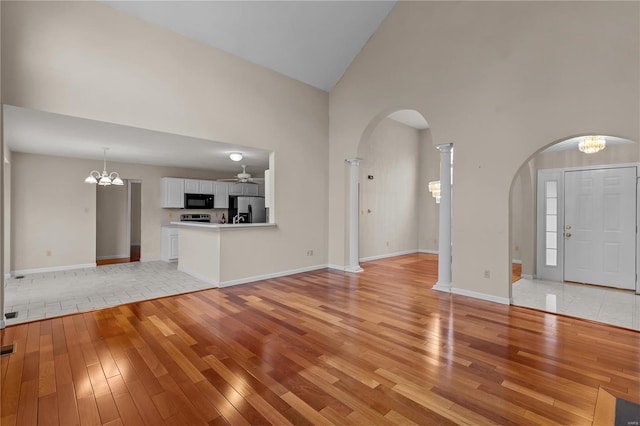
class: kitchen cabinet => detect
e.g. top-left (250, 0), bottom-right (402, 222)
top-left (161, 178), bottom-right (185, 208)
top-left (228, 182), bottom-right (259, 196)
top-left (161, 226), bottom-right (179, 261)
top-left (184, 179), bottom-right (215, 195)
top-left (213, 182), bottom-right (229, 208)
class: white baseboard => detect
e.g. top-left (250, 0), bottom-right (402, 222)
top-left (4, 273), bottom-right (10, 281)
top-left (511, 259), bottom-right (522, 264)
top-left (11, 263), bottom-right (97, 277)
top-left (520, 274), bottom-right (536, 280)
top-left (140, 256), bottom-right (161, 263)
top-left (360, 250), bottom-right (418, 263)
top-left (327, 264), bottom-right (346, 271)
top-left (419, 249), bottom-right (439, 254)
top-left (219, 264), bottom-right (329, 288)
top-left (450, 287), bottom-right (510, 305)
top-left (96, 254), bottom-right (129, 261)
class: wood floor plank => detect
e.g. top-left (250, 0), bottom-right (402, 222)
top-left (2, 253), bottom-right (639, 425)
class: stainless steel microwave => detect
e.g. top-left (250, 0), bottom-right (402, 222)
top-left (184, 193), bottom-right (214, 209)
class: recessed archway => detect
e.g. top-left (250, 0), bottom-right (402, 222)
top-left (509, 134), bottom-right (640, 330)
top-left (346, 108), bottom-right (443, 275)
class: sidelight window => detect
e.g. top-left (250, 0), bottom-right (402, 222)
top-left (545, 180), bottom-right (558, 266)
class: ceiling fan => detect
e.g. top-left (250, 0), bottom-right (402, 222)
top-left (217, 165), bottom-right (264, 183)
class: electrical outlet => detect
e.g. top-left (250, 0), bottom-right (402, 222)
top-left (46, 250), bottom-right (52, 257)
top-left (168, 212), bottom-right (173, 219)
top-left (306, 250), bottom-right (314, 256)
top-left (484, 270), bottom-right (491, 279)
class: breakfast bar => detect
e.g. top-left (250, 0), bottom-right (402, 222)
top-left (171, 221), bottom-right (276, 286)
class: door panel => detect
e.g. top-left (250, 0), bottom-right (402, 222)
top-left (564, 167), bottom-right (636, 289)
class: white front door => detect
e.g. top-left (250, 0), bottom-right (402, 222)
top-left (564, 167), bottom-right (636, 289)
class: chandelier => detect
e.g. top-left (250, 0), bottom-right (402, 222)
top-left (84, 148), bottom-right (124, 186)
top-left (578, 136), bottom-right (606, 154)
top-left (428, 180), bottom-right (441, 203)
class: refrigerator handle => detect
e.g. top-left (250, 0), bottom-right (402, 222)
top-left (248, 204), bottom-right (253, 223)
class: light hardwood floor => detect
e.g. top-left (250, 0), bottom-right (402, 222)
top-left (1, 253), bottom-right (638, 425)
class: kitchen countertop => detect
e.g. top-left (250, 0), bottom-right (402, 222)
top-left (170, 221), bottom-right (276, 230)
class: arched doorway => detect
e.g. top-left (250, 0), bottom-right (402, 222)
top-left (346, 108), bottom-right (451, 284)
top-left (509, 134), bottom-right (640, 330)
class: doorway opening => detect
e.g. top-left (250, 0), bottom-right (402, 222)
top-left (510, 135), bottom-right (640, 330)
top-left (95, 179), bottom-right (142, 266)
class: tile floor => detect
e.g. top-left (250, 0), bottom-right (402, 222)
top-left (512, 278), bottom-right (640, 331)
top-left (4, 261), bottom-right (213, 326)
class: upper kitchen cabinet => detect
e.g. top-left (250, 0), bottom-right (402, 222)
top-left (214, 182), bottom-right (229, 208)
top-left (161, 177), bottom-right (185, 208)
top-left (185, 179), bottom-right (215, 195)
top-left (228, 182), bottom-right (260, 196)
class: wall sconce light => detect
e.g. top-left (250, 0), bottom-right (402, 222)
top-left (229, 152), bottom-right (243, 162)
top-left (428, 180), bottom-right (441, 203)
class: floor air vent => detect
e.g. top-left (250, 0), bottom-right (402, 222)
top-left (1, 344), bottom-right (16, 356)
top-left (5, 312), bottom-right (17, 319)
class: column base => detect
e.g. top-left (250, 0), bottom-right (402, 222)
top-left (344, 265), bottom-right (364, 273)
top-left (432, 282), bottom-right (452, 292)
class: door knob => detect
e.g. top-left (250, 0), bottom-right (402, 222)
top-left (565, 225), bottom-right (571, 230)
top-left (565, 233), bottom-right (572, 238)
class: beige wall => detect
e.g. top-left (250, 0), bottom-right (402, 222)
top-left (96, 183), bottom-right (128, 259)
top-left (357, 118), bottom-right (420, 259)
top-left (3, 146), bottom-right (10, 275)
top-left (2, 1), bottom-right (329, 277)
top-left (130, 182), bottom-right (141, 246)
top-left (329, 1), bottom-right (639, 300)
top-left (11, 153), bottom-right (97, 271)
top-left (418, 129), bottom-right (440, 253)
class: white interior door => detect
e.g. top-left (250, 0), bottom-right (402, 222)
top-left (564, 167), bottom-right (636, 289)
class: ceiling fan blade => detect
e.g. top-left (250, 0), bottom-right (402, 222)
top-left (216, 178), bottom-right (239, 182)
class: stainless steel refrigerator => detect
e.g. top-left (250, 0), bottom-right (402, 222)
top-left (229, 196), bottom-right (266, 223)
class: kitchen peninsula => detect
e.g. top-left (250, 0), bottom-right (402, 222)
top-left (171, 221), bottom-right (276, 286)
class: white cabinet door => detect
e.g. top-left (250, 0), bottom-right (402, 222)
top-left (200, 180), bottom-right (215, 195)
top-left (214, 182), bottom-right (229, 208)
top-left (184, 179), bottom-right (200, 194)
top-left (169, 233), bottom-right (179, 259)
top-left (228, 183), bottom-right (244, 196)
top-left (161, 227), bottom-right (179, 261)
top-left (244, 183), bottom-right (259, 196)
top-left (161, 178), bottom-right (184, 208)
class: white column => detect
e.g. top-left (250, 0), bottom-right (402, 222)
top-left (345, 158), bottom-right (363, 273)
top-left (433, 143), bottom-right (453, 292)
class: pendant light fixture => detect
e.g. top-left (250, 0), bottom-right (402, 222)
top-left (578, 135), bottom-right (606, 154)
top-left (84, 148), bottom-right (124, 186)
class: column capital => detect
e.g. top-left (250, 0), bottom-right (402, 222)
top-left (436, 143), bottom-right (453, 153)
top-left (345, 158), bottom-right (362, 166)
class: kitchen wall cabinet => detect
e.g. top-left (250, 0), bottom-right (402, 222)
top-left (161, 226), bottom-right (179, 261)
top-left (161, 177), bottom-right (185, 208)
top-left (228, 182), bottom-right (260, 196)
top-left (184, 179), bottom-right (215, 195)
top-left (214, 182), bottom-right (229, 208)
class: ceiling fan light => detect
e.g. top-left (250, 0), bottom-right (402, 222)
top-left (229, 152), bottom-right (243, 162)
